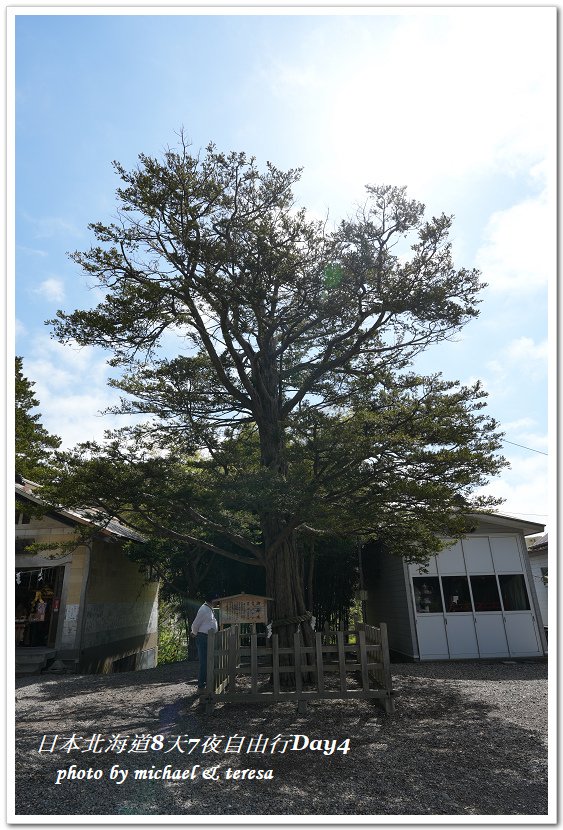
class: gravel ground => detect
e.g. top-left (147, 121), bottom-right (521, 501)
top-left (14, 658), bottom-right (548, 818)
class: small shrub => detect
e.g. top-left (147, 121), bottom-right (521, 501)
top-left (158, 599), bottom-right (188, 664)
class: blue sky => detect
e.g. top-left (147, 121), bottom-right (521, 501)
top-left (13, 9), bottom-right (555, 527)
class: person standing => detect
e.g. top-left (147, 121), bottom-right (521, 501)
top-left (191, 593), bottom-right (218, 692)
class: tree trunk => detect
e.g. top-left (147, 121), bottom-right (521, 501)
top-left (255, 351), bottom-right (314, 684)
top-left (263, 518), bottom-right (314, 687)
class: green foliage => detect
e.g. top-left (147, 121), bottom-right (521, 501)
top-left (45, 137), bottom-right (508, 617)
top-left (15, 357), bottom-right (61, 482)
top-left (124, 535), bottom-right (266, 608)
top-left (305, 536), bottom-right (360, 630)
top-left (157, 598), bottom-right (188, 664)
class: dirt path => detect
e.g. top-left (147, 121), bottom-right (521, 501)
top-left (13, 659), bottom-right (548, 818)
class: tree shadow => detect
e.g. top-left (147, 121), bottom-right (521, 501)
top-left (390, 659), bottom-right (548, 683)
top-left (15, 660), bottom-right (200, 693)
top-left (14, 661), bottom-right (547, 816)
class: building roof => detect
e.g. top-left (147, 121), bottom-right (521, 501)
top-left (466, 511), bottom-right (545, 537)
top-left (528, 532), bottom-right (548, 552)
top-left (15, 480), bottom-right (145, 543)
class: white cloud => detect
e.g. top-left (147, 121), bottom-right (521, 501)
top-left (15, 319), bottom-right (27, 338)
top-left (502, 418), bottom-right (536, 433)
top-left (482, 337), bottom-right (548, 400)
top-left (501, 419), bottom-right (548, 455)
top-left (505, 338), bottom-right (548, 375)
top-left (17, 245), bottom-right (48, 258)
top-left (477, 452), bottom-right (548, 527)
top-left (26, 333), bottom-right (113, 388)
top-left (475, 192), bottom-right (553, 293)
top-left (24, 358), bottom-right (73, 391)
top-left (505, 434), bottom-right (549, 455)
top-left (35, 389), bottom-right (124, 450)
top-left (264, 9), bottom-right (554, 205)
top-left (22, 334), bottom-right (122, 449)
top-left (157, 322), bottom-right (197, 358)
top-left (20, 212), bottom-right (83, 240)
top-left (33, 277), bottom-right (65, 303)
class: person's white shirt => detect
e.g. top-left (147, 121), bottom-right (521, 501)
top-left (191, 602), bottom-right (218, 635)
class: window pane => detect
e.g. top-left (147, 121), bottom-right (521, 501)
top-left (413, 577), bottom-right (444, 613)
top-left (470, 576), bottom-right (502, 611)
top-left (441, 576), bottom-right (473, 612)
top-left (499, 574), bottom-right (531, 611)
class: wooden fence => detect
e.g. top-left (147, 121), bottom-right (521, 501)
top-left (203, 622), bottom-right (394, 714)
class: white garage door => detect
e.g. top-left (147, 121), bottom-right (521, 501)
top-left (415, 615), bottom-right (450, 659)
top-left (410, 535), bottom-right (543, 660)
top-left (474, 615), bottom-right (509, 657)
top-left (445, 615), bottom-right (480, 658)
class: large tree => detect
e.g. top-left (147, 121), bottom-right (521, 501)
top-left (15, 356), bottom-right (61, 482)
top-left (49, 138), bottom-right (506, 646)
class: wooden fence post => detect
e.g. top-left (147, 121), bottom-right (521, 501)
top-left (358, 629), bottom-right (370, 693)
top-left (296, 628), bottom-right (308, 713)
top-left (272, 634), bottom-right (280, 697)
top-left (294, 631), bottom-right (303, 696)
top-left (250, 632), bottom-right (258, 694)
top-left (337, 630), bottom-right (347, 692)
top-left (315, 632), bottom-right (325, 694)
top-left (204, 631), bottom-right (216, 713)
top-left (235, 624), bottom-right (241, 670)
top-left (201, 623), bottom-right (393, 714)
top-left (228, 627), bottom-right (238, 692)
top-left (379, 622), bottom-right (395, 714)
top-left (206, 631), bottom-right (215, 693)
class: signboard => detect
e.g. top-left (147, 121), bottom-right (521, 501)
top-left (216, 594), bottom-right (271, 626)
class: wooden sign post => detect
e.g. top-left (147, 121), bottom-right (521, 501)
top-left (214, 593), bottom-right (272, 629)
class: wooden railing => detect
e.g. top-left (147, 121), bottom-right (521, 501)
top-left (204, 622), bottom-right (394, 714)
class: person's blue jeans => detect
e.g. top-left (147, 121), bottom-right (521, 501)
top-left (196, 632), bottom-right (208, 689)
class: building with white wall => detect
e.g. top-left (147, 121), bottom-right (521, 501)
top-left (527, 533), bottom-right (548, 635)
top-left (364, 513), bottom-right (547, 660)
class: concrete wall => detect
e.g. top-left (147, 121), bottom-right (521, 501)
top-left (58, 547), bottom-right (89, 653)
top-left (15, 507), bottom-right (159, 673)
top-left (364, 544), bottom-right (416, 658)
top-left (528, 550), bottom-right (548, 629)
top-left (80, 539), bottom-right (159, 673)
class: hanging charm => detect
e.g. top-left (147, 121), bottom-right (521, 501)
top-left (16, 572), bottom-right (21, 585)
